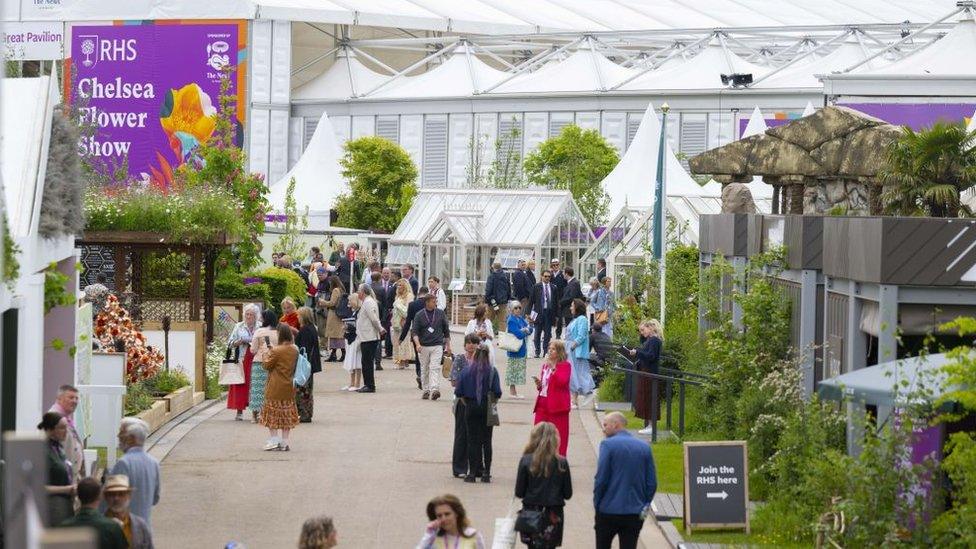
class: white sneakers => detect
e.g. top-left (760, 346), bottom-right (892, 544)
top-left (638, 426), bottom-right (655, 435)
top-left (580, 392), bottom-right (596, 408)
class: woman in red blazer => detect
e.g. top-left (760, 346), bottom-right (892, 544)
top-left (534, 340), bottom-right (572, 456)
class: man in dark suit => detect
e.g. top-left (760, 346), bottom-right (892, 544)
top-left (484, 261), bottom-right (511, 332)
top-left (370, 271), bottom-right (390, 370)
top-left (401, 263), bottom-right (419, 296)
top-left (525, 259), bottom-right (537, 288)
top-left (560, 266), bottom-right (584, 325)
top-left (400, 287), bottom-right (428, 389)
top-left (527, 271), bottom-right (558, 358)
top-left (512, 259), bottom-right (532, 312)
top-left (380, 267), bottom-right (395, 358)
top-left (549, 258), bottom-right (567, 338)
top-left (336, 246), bottom-right (362, 290)
top-left (597, 258), bottom-right (608, 284)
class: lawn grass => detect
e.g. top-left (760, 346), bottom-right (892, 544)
top-left (651, 441), bottom-right (685, 494)
top-left (669, 519), bottom-right (809, 548)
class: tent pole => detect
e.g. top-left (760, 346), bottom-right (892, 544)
top-left (481, 36), bottom-right (583, 93)
top-left (840, 5), bottom-right (964, 74)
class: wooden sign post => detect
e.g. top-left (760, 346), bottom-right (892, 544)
top-left (683, 441), bottom-right (749, 534)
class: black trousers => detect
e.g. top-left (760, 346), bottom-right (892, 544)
top-left (464, 399), bottom-right (493, 477)
top-left (452, 399), bottom-right (468, 476)
top-left (360, 340), bottom-right (379, 390)
top-left (533, 310), bottom-right (553, 357)
top-left (594, 513), bottom-right (643, 549)
top-left (382, 319), bottom-right (393, 357)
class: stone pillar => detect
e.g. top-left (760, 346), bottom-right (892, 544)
top-left (878, 284), bottom-right (899, 364)
top-left (790, 183), bottom-right (804, 214)
top-left (868, 180), bottom-right (883, 215)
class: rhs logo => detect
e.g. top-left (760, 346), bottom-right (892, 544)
top-left (79, 35), bottom-right (97, 67)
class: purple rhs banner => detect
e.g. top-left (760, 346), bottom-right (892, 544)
top-left (839, 103), bottom-right (975, 130)
top-left (67, 22), bottom-right (246, 186)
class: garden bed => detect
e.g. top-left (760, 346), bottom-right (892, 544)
top-left (135, 387), bottom-right (207, 435)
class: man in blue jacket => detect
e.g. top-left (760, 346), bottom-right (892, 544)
top-left (593, 411), bottom-right (657, 549)
top-left (484, 261), bottom-right (511, 332)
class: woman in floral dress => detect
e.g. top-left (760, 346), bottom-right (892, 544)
top-left (391, 279), bottom-right (414, 369)
top-left (248, 310), bottom-right (279, 423)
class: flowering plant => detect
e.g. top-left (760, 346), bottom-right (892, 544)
top-left (93, 294), bottom-right (164, 383)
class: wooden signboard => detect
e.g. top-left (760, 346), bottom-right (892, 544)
top-left (683, 441), bottom-right (749, 534)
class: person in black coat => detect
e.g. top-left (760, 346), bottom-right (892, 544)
top-left (484, 262), bottom-right (511, 331)
top-left (559, 267), bottom-right (584, 326)
top-left (379, 267), bottom-right (396, 358)
top-left (369, 271), bottom-right (390, 370)
top-left (515, 422), bottom-right (573, 549)
top-left (548, 259), bottom-right (567, 338)
top-left (401, 264), bottom-right (419, 296)
top-left (295, 307), bottom-right (322, 422)
top-left (629, 319), bottom-right (663, 434)
top-left (513, 259), bottom-right (532, 309)
top-left (336, 248), bottom-right (362, 290)
top-left (400, 287), bottom-right (428, 389)
top-left (596, 258), bottom-right (607, 284)
top-left (527, 271), bottom-right (558, 358)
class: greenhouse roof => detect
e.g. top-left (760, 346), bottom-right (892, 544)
top-left (390, 188), bottom-right (589, 247)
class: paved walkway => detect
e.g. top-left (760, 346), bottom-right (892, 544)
top-left (152, 334), bottom-right (669, 548)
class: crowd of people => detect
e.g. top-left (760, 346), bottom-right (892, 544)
top-left (46, 244), bottom-right (665, 548)
top-left (40, 387), bottom-right (160, 548)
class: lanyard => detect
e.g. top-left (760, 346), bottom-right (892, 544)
top-left (425, 309), bottom-right (437, 325)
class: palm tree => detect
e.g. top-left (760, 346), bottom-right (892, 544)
top-left (879, 122), bottom-right (976, 217)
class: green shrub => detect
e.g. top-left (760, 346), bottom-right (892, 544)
top-left (596, 368), bottom-right (624, 402)
top-left (124, 381), bottom-right (155, 416)
top-left (143, 278), bottom-right (190, 298)
top-left (143, 368), bottom-right (191, 397)
top-left (254, 266), bottom-right (305, 309)
top-left (215, 271), bottom-right (271, 304)
top-left (204, 344), bottom-right (224, 399)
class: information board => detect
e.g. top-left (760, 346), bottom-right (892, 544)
top-left (683, 441), bottom-right (749, 533)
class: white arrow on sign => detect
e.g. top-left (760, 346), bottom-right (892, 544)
top-left (706, 491), bottom-right (728, 500)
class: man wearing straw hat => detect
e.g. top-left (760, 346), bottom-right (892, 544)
top-left (103, 475), bottom-right (154, 549)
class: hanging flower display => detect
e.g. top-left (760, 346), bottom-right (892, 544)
top-left (94, 294), bottom-right (164, 383)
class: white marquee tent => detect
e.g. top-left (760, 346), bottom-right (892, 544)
top-left (754, 40), bottom-right (887, 89)
top-left (268, 111), bottom-right (345, 224)
top-left (292, 49), bottom-right (391, 101)
top-left (601, 102), bottom-right (721, 215)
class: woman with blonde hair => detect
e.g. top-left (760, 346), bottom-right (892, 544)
top-left (515, 422), bottom-right (573, 549)
top-left (295, 306), bottom-right (322, 422)
top-left (629, 319), bottom-right (663, 435)
top-left (280, 296), bottom-right (300, 334)
top-left (417, 494), bottom-right (485, 548)
top-left (464, 303), bottom-right (495, 364)
top-left (392, 279), bottom-right (414, 369)
top-left (533, 340), bottom-right (572, 456)
top-left (298, 515), bottom-right (338, 548)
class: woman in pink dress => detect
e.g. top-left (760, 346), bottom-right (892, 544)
top-left (533, 340), bottom-right (572, 456)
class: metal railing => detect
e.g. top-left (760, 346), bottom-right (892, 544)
top-left (610, 356), bottom-right (713, 442)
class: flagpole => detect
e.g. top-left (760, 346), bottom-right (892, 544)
top-left (659, 104), bottom-right (669, 332)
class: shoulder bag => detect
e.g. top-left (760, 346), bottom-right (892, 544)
top-left (486, 370), bottom-right (501, 427)
top-left (513, 507), bottom-right (547, 535)
top-left (293, 347), bottom-right (312, 387)
top-left (218, 346), bottom-right (245, 385)
top-left (498, 331), bottom-right (522, 352)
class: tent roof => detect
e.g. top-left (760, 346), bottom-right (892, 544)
top-left (754, 40), bottom-right (885, 89)
top-left (2, 76), bottom-right (57, 239)
top-left (366, 45), bottom-right (507, 99)
top-left (12, 0), bottom-right (961, 33)
top-left (619, 45), bottom-right (769, 91)
top-left (390, 188), bottom-right (586, 247)
top-left (492, 42), bottom-right (637, 94)
top-left (862, 16), bottom-right (976, 75)
top-left (601, 103), bottom-right (721, 215)
top-left (292, 49), bottom-right (391, 100)
top-left (818, 353), bottom-right (953, 407)
top-left (268, 111), bottom-right (345, 219)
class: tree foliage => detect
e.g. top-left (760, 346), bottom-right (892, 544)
top-left (467, 118), bottom-right (526, 189)
top-left (335, 137), bottom-right (418, 233)
top-left (271, 178), bottom-right (309, 260)
top-left (880, 121), bottom-right (976, 217)
top-left (523, 125), bottom-right (618, 227)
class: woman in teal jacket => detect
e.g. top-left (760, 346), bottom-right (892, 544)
top-left (565, 298), bottom-right (595, 408)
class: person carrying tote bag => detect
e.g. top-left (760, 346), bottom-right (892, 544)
top-left (514, 422), bottom-right (573, 549)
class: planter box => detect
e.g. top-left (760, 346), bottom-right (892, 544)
top-left (192, 391), bottom-right (205, 406)
top-left (162, 386), bottom-right (194, 418)
top-left (136, 400), bottom-right (168, 434)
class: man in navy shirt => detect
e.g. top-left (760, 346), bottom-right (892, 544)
top-left (593, 412), bottom-right (656, 549)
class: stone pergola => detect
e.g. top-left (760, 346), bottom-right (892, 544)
top-left (690, 106), bottom-right (902, 215)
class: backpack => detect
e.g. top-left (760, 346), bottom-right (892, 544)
top-left (335, 294), bottom-right (353, 319)
top-left (294, 347), bottom-right (311, 387)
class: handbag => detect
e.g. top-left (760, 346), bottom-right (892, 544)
top-left (293, 347), bottom-right (312, 387)
top-left (487, 390), bottom-right (500, 427)
top-left (491, 497), bottom-right (519, 549)
top-left (218, 347), bottom-right (245, 385)
top-left (441, 352), bottom-right (453, 379)
top-left (513, 507), bottom-right (547, 535)
top-left (594, 310), bottom-right (609, 324)
top-left (498, 331), bottom-right (522, 352)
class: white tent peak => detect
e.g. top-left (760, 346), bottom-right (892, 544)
top-left (268, 112), bottom-right (345, 221)
top-left (864, 16), bottom-right (976, 75)
top-left (367, 46), bottom-right (507, 98)
top-left (755, 39), bottom-right (885, 88)
top-left (742, 106), bottom-right (767, 138)
top-left (492, 42), bottom-right (636, 94)
top-left (620, 44), bottom-right (769, 91)
top-left (292, 48), bottom-right (392, 101)
top-left (601, 102), bottom-right (721, 215)
top-left (803, 101), bottom-right (817, 116)
top-left (967, 109), bottom-right (976, 133)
